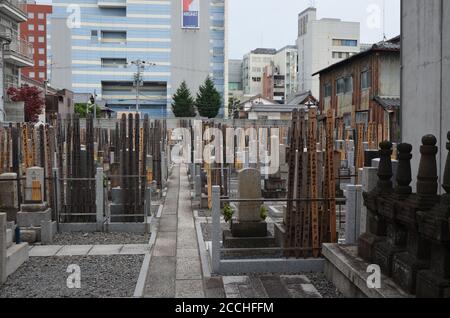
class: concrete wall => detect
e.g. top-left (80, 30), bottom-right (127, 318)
top-left (4, 102), bottom-right (25, 123)
top-left (401, 0), bottom-right (450, 189)
top-left (49, 18), bottom-right (72, 90)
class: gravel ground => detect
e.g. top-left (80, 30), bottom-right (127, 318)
top-left (306, 272), bottom-right (343, 298)
top-left (52, 232), bottom-right (150, 245)
top-left (0, 255), bottom-right (144, 298)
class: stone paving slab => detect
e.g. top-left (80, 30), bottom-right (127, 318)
top-left (160, 215), bottom-right (177, 232)
top-left (259, 276), bottom-right (291, 298)
top-left (56, 245), bottom-right (93, 256)
top-left (144, 256), bottom-right (176, 298)
top-left (88, 244), bottom-right (123, 255)
top-left (177, 248), bottom-right (200, 259)
top-left (176, 258), bottom-right (202, 280)
top-left (221, 275), bottom-right (323, 299)
top-left (153, 231), bottom-right (177, 257)
top-left (175, 279), bottom-right (205, 298)
top-left (29, 245), bottom-right (63, 257)
top-left (120, 244), bottom-right (151, 255)
top-left (204, 277), bottom-right (226, 298)
top-left (28, 244), bottom-right (150, 257)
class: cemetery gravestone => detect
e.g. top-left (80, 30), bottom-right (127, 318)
top-left (232, 168), bottom-right (267, 238)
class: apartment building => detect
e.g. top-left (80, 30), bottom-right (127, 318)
top-left (242, 48), bottom-right (276, 96)
top-left (20, 2), bottom-right (51, 83)
top-left (0, 0), bottom-right (34, 121)
top-left (262, 45), bottom-right (298, 103)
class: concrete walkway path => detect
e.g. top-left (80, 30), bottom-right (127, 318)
top-left (143, 165), bottom-right (205, 298)
top-left (28, 244), bottom-right (150, 257)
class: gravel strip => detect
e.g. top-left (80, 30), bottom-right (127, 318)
top-left (52, 232), bottom-right (150, 245)
top-left (306, 272), bottom-right (344, 298)
top-left (0, 255), bottom-right (144, 298)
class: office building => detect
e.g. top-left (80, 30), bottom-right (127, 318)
top-left (49, 0), bottom-right (227, 117)
top-left (296, 7), bottom-right (360, 98)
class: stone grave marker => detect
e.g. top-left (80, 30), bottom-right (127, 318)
top-left (25, 167), bottom-right (45, 203)
top-left (231, 168), bottom-right (267, 238)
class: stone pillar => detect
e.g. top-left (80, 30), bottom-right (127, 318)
top-left (0, 213), bottom-right (6, 284)
top-left (391, 142), bottom-right (428, 294)
top-left (95, 167), bottom-right (104, 231)
top-left (358, 142), bottom-right (393, 261)
top-left (211, 186), bottom-right (221, 274)
top-left (416, 133), bottom-right (450, 297)
top-left (360, 167), bottom-right (378, 234)
top-left (373, 141), bottom-right (409, 276)
top-left (161, 152), bottom-right (167, 188)
top-left (194, 174), bottom-right (202, 199)
top-left (416, 135), bottom-right (439, 208)
top-left (344, 184), bottom-right (363, 245)
top-left (377, 141), bottom-right (394, 192)
top-left (0, 173), bottom-right (18, 210)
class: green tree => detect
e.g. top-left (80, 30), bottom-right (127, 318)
top-left (195, 77), bottom-right (222, 118)
top-left (74, 103), bottom-right (100, 118)
top-left (172, 81), bottom-right (196, 117)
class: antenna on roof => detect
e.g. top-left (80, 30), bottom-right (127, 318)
top-left (382, 0), bottom-right (387, 41)
top-left (309, 0), bottom-right (316, 8)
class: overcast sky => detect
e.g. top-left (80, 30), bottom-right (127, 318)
top-left (229, 0), bottom-right (400, 59)
top-left (36, 0), bottom-right (401, 60)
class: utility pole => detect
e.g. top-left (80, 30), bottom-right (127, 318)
top-left (0, 33), bottom-right (12, 122)
top-left (130, 60), bottom-right (156, 113)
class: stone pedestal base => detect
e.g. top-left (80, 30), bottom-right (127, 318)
top-left (222, 230), bottom-right (276, 249)
top-left (274, 223), bottom-right (286, 247)
top-left (17, 209), bottom-right (51, 227)
top-left (373, 241), bottom-right (405, 276)
top-left (231, 221), bottom-right (267, 238)
top-left (416, 270), bottom-right (450, 298)
top-left (392, 251), bottom-right (429, 294)
top-left (200, 194), bottom-right (209, 209)
top-left (261, 190), bottom-right (287, 199)
top-left (358, 232), bottom-right (384, 262)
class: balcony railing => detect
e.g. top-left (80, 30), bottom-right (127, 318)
top-left (0, 0), bottom-right (27, 22)
top-left (4, 37), bottom-right (34, 66)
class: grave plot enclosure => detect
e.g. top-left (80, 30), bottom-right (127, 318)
top-left (0, 114), bottom-right (168, 230)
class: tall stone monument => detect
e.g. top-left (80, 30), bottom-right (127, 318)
top-left (231, 168), bottom-right (267, 238)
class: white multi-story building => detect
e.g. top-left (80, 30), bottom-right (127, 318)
top-left (242, 48), bottom-right (276, 96)
top-left (273, 45), bottom-right (298, 102)
top-left (262, 45), bottom-right (298, 103)
top-left (296, 7), bottom-right (360, 98)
